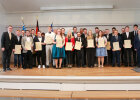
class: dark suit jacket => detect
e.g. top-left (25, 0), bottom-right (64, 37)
top-left (75, 36), bottom-right (86, 48)
top-left (14, 36), bottom-right (22, 45)
top-left (33, 36), bottom-right (45, 51)
top-left (131, 31), bottom-right (138, 47)
top-left (110, 35), bottom-right (122, 50)
top-left (134, 35), bottom-right (140, 50)
top-left (104, 33), bottom-right (112, 41)
top-left (122, 32), bottom-right (133, 45)
top-left (1, 32), bottom-right (15, 50)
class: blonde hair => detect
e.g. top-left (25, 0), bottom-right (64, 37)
top-left (87, 30), bottom-right (93, 39)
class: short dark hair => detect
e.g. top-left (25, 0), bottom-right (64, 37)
top-left (95, 27), bottom-right (99, 29)
top-left (134, 24), bottom-right (138, 27)
top-left (83, 28), bottom-right (87, 30)
top-left (112, 27), bottom-right (116, 30)
top-left (31, 29), bottom-right (35, 31)
top-left (73, 26), bottom-right (77, 30)
top-left (41, 32), bottom-right (45, 36)
top-left (61, 28), bottom-right (65, 30)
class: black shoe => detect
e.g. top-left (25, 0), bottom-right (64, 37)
top-left (117, 65), bottom-right (120, 67)
top-left (46, 66), bottom-right (49, 68)
top-left (7, 68), bottom-right (12, 71)
top-left (129, 65), bottom-right (133, 67)
top-left (112, 65), bottom-right (115, 67)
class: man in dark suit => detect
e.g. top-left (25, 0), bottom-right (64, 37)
top-left (31, 29), bottom-right (37, 67)
top-left (111, 30), bottom-right (122, 67)
top-left (134, 30), bottom-right (140, 67)
top-left (1, 25), bottom-right (15, 72)
top-left (33, 31), bottom-right (46, 68)
top-left (120, 28), bottom-right (125, 65)
top-left (104, 29), bottom-right (112, 65)
top-left (122, 26), bottom-right (133, 67)
top-left (75, 32), bottom-right (86, 67)
top-left (72, 26), bottom-right (77, 66)
top-left (131, 24), bottom-right (138, 66)
top-left (13, 30), bottom-right (22, 68)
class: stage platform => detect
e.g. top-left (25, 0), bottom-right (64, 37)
top-left (0, 66), bottom-right (140, 76)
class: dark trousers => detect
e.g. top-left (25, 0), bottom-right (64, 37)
top-left (121, 47), bottom-right (124, 65)
top-left (76, 48), bottom-right (84, 67)
top-left (137, 50), bottom-right (140, 67)
top-left (21, 53), bottom-right (24, 68)
top-left (105, 50), bottom-right (112, 65)
top-left (2, 49), bottom-right (12, 70)
top-left (23, 51), bottom-right (32, 69)
top-left (112, 51), bottom-right (120, 66)
top-left (84, 47), bottom-right (87, 66)
top-left (124, 48), bottom-right (132, 66)
top-left (36, 51), bottom-right (46, 65)
top-left (73, 50), bottom-right (77, 65)
top-left (32, 53), bottom-right (37, 67)
top-left (66, 51), bottom-right (73, 65)
top-left (14, 54), bottom-right (21, 67)
top-left (132, 48), bottom-right (137, 66)
top-left (86, 48), bottom-right (96, 67)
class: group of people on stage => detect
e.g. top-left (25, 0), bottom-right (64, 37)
top-left (1, 24), bottom-right (140, 72)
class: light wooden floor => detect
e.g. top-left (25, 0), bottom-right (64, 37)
top-left (1, 90), bottom-right (140, 99)
top-left (0, 65), bottom-right (140, 76)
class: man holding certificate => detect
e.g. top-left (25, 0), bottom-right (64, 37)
top-left (45, 26), bottom-right (55, 68)
top-left (122, 26), bottom-right (133, 67)
top-left (13, 30), bottom-right (22, 68)
top-left (33, 31), bottom-right (46, 69)
top-left (85, 30), bottom-right (96, 67)
top-left (111, 30), bottom-right (122, 67)
top-left (65, 30), bottom-right (75, 68)
top-left (21, 30), bottom-right (34, 69)
top-left (75, 32), bottom-right (85, 67)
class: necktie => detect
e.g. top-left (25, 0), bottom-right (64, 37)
top-left (9, 32), bottom-right (11, 40)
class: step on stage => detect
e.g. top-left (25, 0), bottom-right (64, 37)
top-left (1, 65), bottom-right (140, 99)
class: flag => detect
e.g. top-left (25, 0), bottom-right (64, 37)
top-left (21, 17), bottom-right (26, 31)
top-left (51, 22), bottom-right (53, 32)
top-left (36, 19), bottom-right (39, 35)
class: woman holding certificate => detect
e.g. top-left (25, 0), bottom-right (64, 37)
top-left (96, 30), bottom-right (107, 68)
top-left (34, 31), bottom-right (46, 69)
top-left (85, 30), bottom-right (96, 67)
top-left (52, 29), bottom-right (65, 69)
top-left (65, 30), bottom-right (75, 68)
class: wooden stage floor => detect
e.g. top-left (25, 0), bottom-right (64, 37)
top-left (0, 65), bottom-right (140, 76)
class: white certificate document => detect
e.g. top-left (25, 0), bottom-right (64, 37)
top-left (87, 39), bottom-right (94, 48)
top-left (14, 45), bottom-right (21, 54)
top-left (113, 42), bottom-right (120, 50)
top-left (75, 41), bottom-right (82, 50)
top-left (124, 40), bottom-right (131, 48)
top-left (56, 39), bottom-right (63, 47)
top-left (25, 41), bottom-right (31, 50)
top-left (35, 42), bottom-right (42, 51)
top-left (65, 42), bottom-right (73, 51)
top-left (45, 36), bottom-right (53, 44)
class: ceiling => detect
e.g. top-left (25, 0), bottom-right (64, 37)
top-left (0, 0), bottom-right (140, 13)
